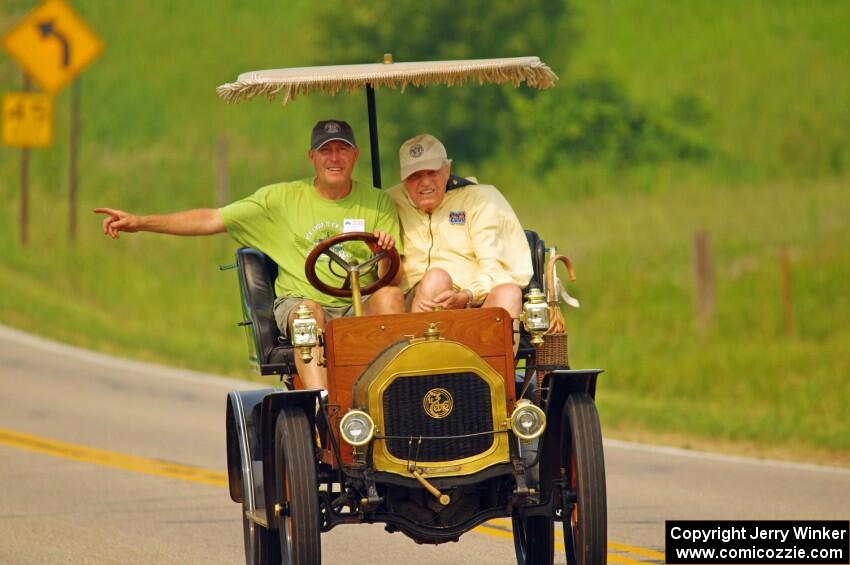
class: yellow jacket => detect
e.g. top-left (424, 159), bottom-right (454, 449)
top-left (387, 181), bottom-right (533, 305)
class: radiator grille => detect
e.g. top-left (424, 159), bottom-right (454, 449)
top-left (381, 372), bottom-right (494, 462)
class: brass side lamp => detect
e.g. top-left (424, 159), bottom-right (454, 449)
top-left (520, 287), bottom-right (549, 346)
top-left (290, 304), bottom-right (319, 362)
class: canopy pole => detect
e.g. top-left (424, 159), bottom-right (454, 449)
top-left (365, 83), bottom-right (382, 188)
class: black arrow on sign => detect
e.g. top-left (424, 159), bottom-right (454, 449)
top-left (36, 20), bottom-right (71, 67)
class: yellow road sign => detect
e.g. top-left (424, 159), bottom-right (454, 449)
top-left (2, 93), bottom-right (53, 147)
top-left (3, 0), bottom-right (103, 94)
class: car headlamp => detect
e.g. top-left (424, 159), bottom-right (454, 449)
top-left (339, 410), bottom-right (375, 447)
top-left (510, 400), bottom-right (546, 440)
top-left (521, 287), bottom-right (549, 346)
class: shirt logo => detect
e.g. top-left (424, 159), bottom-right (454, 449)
top-left (449, 211), bottom-right (466, 225)
top-left (409, 143), bottom-right (424, 158)
top-left (305, 221), bottom-right (352, 262)
top-left (324, 122), bottom-right (341, 133)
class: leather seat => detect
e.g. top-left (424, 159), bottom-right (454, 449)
top-left (235, 248), bottom-right (296, 375)
top-left (516, 230), bottom-right (546, 363)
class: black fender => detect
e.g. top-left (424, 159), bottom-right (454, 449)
top-left (225, 389), bottom-right (276, 504)
top-left (537, 369), bottom-right (604, 499)
top-left (259, 389), bottom-right (322, 529)
top-left (543, 369), bottom-right (602, 412)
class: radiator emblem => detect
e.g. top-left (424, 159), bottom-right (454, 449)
top-left (423, 388), bottom-right (453, 419)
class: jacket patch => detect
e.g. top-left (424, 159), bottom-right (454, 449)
top-left (449, 211), bottom-right (466, 225)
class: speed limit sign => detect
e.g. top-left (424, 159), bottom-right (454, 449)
top-left (2, 93), bottom-right (53, 147)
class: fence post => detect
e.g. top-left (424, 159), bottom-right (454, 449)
top-left (69, 78), bottom-right (81, 241)
top-left (693, 231), bottom-right (715, 332)
top-left (19, 72), bottom-right (31, 247)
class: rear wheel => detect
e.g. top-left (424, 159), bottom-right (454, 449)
top-left (562, 393), bottom-right (607, 565)
top-left (242, 462), bottom-right (281, 565)
top-left (260, 528), bottom-right (282, 564)
top-left (274, 406), bottom-right (321, 565)
top-left (512, 511), bottom-right (554, 565)
top-left (243, 507), bottom-right (282, 564)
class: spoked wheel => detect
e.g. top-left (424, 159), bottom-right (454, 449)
top-left (274, 406), bottom-right (321, 565)
top-left (241, 463), bottom-right (281, 564)
top-left (242, 513), bottom-right (280, 565)
top-left (512, 511), bottom-right (554, 565)
top-left (562, 393), bottom-right (607, 565)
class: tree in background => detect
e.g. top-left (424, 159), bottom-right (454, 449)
top-left (311, 0), bottom-right (574, 168)
top-left (511, 79), bottom-right (712, 170)
top-left (311, 1), bottom-right (711, 178)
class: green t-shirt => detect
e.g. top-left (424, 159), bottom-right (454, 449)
top-left (220, 178), bottom-right (402, 307)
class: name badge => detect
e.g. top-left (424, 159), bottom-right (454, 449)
top-left (343, 218), bottom-right (366, 233)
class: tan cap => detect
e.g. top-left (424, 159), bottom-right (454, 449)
top-left (399, 134), bottom-right (452, 180)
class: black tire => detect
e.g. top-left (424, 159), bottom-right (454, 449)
top-left (241, 501), bottom-right (259, 564)
top-left (512, 511), bottom-right (554, 565)
top-left (241, 461), bottom-right (281, 565)
top-left (274, 406), bottom-right (321, 565)
top-left (259, 526), bottom-right (281, 564)
top-left (241, 466), bottom-right (258, 564)
top-left (562, 393), bottom-right (607, 565)
top-left (243, 515), bottom-right (280, 565)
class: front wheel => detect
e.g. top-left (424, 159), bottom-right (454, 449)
top-left (562, 393), bottom-right (607, 565)
top-left (512, 511), bottom-right (554, 565)
top-left (274, 406), bottom-right (321, 565)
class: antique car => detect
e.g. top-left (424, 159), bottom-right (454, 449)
top-left (220, 57), bottom-right (607, 565)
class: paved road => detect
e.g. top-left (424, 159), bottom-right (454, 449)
top-left (1, 324), bottom-right (848, 564)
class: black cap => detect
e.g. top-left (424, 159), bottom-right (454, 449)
top-left (310, 120), bottom-right (356, 150)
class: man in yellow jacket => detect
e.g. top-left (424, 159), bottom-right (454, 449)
top-left (387, 134), bottom-right (533, 320)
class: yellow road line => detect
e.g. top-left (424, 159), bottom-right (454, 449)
top-left (474, 524), bottom-right (660, 564)
top-left (2, 426), bottom-right (663, 562)
top-left (0, 427), bottom-right (227, 488)
top-left (609, 541), bottom-right (666, 561)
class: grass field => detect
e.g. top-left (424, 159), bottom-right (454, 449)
top-left (509, 177), bottom-right (850, 458)
top-left (1, 1), bottom-right (848, 463)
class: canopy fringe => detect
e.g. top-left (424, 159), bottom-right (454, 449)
top-left (216, 58), bottom-right (557, 104)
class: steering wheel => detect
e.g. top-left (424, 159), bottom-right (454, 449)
top-left (304, 232), bottom-right (400, 298)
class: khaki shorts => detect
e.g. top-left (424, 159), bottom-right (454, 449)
top-left (403, 286), bottom-right (417, 311)
top-left (273, 295), bottom-right (372, 338)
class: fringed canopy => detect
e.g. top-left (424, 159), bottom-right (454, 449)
top-left (217, 56), bottom-right (557, 104)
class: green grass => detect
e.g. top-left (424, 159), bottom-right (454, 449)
top-left (1, 1), bottom-right (849, 460)
top-left (495, 174), bottom-right (850, 454)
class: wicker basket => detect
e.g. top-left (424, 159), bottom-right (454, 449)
top-left (535, 332), bottom-right (569, 404)
top-left (539, 332), bottom-right (569, 368)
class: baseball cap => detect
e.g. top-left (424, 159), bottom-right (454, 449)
top-left (399, 134), bottom-right (452, 180)
top-left (310, 120), bottom-right (356, 150)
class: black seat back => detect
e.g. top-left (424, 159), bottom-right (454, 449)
top-left (524, 229), bottom-right (546, 293)
top-left (235, 248), bottom-right (295, 375)
top-left (517, 230), bottom-right (546, 364)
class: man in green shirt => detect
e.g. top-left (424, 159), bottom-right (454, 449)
top-left (95, 120), bottom-right (404, 390)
